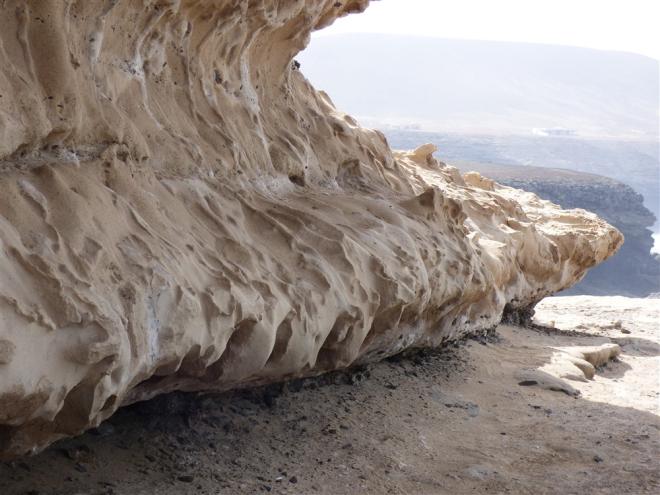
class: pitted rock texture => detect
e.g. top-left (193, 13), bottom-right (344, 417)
top-left (0, 0), bottom-right (621, 458)
top-left (454, 163), bottom-right (659, 297)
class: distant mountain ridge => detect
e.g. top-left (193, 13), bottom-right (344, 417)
top-left (301, 33), bottom-right (660, 258)
top-left (300, 34), bottom-right (659, 139)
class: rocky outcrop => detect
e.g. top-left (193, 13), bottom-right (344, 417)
top-left (0, 1), bottom-right (621, 458)
top-left (455, 163), bottom-right (659, 296)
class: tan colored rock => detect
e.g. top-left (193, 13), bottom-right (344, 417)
top-left (562, 343), bottom-right (621, 370)
top-left (0, 0), bottom-right (621, 458)
top-left (516, 342), bottom-right (622, 394)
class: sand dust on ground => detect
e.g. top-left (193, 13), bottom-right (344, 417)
top-left (1, 296), bottom-right (658, 494)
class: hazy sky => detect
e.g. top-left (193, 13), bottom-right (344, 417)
top-left (316, 0), bottom-right (660, 60)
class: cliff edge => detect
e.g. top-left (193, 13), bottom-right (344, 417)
top-left (454, 162), bottom-right (659, 296)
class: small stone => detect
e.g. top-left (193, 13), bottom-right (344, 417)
top-left (0, 339), bottom-right (16, 365)
top-left (467, 403), bottom-right (480, 417)
top-left (263, 393), bottom-right (276, 408)
top-left (289, 476), bottom-right (298, 484)
top-left (59, 448), bottom-right (77, 460)
top-left (177, 475), bottom-right (194, 483)
top-left (90, 422), bottom-right (115, 437)
top-left (593, 455), bottom-right (603, 463)
top-left (621, 328), bottom-right (631, 334)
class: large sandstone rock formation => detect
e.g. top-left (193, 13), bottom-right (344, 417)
top-left (0, 0), bottom-right (621, 458)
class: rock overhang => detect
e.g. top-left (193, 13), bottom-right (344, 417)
top-left (0, 0), bottom-right (621, 458)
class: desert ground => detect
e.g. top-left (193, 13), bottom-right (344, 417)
top-left (1, 296), bottom-right (658, 494)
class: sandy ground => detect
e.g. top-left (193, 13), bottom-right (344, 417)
top-left (1, 296), bottom-right (658, 494)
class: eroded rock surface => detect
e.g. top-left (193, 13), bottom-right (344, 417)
top-left (0, 0), bottom-right (621, 458)
top-left (454, 163), bottom-right (660, 296)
